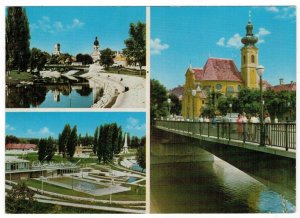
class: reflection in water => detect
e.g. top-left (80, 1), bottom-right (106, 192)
top-left (6, 78), bottom-right (100, 108)
top-left (151, 137), bottom-right (295, 213)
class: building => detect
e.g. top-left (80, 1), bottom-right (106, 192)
top-left (5, 156), bottom-right (30, 171)
top-left (270, 79), bottom-right (296, 92)
top-left (52, 43), bottom-right (61, 56)
top-left (113, 51), bottom-right (128, 67)
top-left (5, 143), bottom-right (37, 151)
top-left (182, 18), bottom-right (261, 119)
top-left (91, 36), bottom-right (101, 62)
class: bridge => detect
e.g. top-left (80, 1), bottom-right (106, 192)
top-left (154, 119), bottom-right (296, 159)
top-left (44, 64), bottom-right (89, 72)
top-left (153, 119), bottom-right (296, 203)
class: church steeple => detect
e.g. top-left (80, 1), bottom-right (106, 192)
top-left (240, 13), bottom-right (259, 89)
top-left (241, 11), bottom-right (258, 47)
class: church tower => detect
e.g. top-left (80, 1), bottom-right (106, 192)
top-left (91, 36), bottom-right (101, 62)
top-left (241, 13), bottom-right (259, 89)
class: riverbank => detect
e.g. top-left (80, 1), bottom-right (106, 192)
top-left (81, 66), bottom-right (145, 108)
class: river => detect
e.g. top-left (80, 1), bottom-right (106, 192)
top-left (150, 128), bottom-right (295, 213)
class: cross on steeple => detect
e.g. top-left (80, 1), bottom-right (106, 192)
top-left (249, 10), bottom-right (252, 22)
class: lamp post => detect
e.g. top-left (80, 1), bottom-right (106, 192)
top-left (287, 102), bottom-right (291, 121)
top-left (229, 103), bottom-right (232, 118)
top-left (192, 89), bottom-right (197, 121)
top-left (257, 65), bottom-right (265, 146)
top-left (167, 98), bottom-right (171, 118)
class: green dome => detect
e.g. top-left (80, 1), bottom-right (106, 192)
top-left (241, 21), bottom-right (258, 46)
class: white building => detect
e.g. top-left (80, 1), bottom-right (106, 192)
top-left (91, 36), bottom-right (101, 62)
top-left (52, 43), bottom-right (61, 56)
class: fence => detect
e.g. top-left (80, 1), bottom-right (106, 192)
top-left (155, 120), bottom-right (296, 151)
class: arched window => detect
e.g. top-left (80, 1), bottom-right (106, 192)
top-left (243, 56), bottom-right (246, 64)
top-left (216, 84), bottom-right (222, 90)
top-left (251, 55), bottom-right (255, 63)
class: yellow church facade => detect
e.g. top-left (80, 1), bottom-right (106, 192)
top-left (182, 19), bottom-right (260, 119)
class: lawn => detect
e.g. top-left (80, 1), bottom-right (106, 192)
top-left (6, 70), bottom-right (34, 84)
top-left (106, 68), bottom-right (146, 78)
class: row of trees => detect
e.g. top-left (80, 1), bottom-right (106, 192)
top-left (94, 123), bottom-right (123, 163)
top-left (58, 124), bottom-right (78, 159)
top-left (5, 135), bottom-right (40, 145)
top-left (38, 137), bottom-right (56, 162)
top-left (202, 88), bottom-right (296, 120)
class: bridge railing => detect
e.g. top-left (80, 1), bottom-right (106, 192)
top-left (155, 119), bottom-right (296, 151)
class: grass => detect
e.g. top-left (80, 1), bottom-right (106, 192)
top-left (6, 70), bottom-right (34, 84)
top-left (25, 179), bottom-right (92, 198)
top-left (98, 186), bottom-right (145, 201)
top-left (106, 68), bottom-right (146, 78)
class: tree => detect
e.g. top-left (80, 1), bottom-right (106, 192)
top-left (76, 53), bottom-right (93, 65)
top-left (5, 135), bottom-right (20, 144)
top-left (38, 137), bottom-right (55, 162)
top-left (6, 182), bottom-right (35, 213)
top-left (136, 145), bottom-right (145, 172)
top-left (59, 124), bottom-right (71, 158)
top-left (123, 21), bottom-right (146, 74)
top-left (6, 7), bottom-right (31, 72)
top-left (29, 48), bottom-right (50, 72)
top-left (100, 48), bottom-right (114, 69)
top-left (67, 125), bottom-right (77, 158)
top-left (93, 127), bottom-right (99, 154)
top-left (169, 93), bottom-right (181, 115)
top-left (151, 79), bottom-right (168, 121)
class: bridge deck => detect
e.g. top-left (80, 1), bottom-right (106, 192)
top-left (155, 121), bottom-right (295, 159)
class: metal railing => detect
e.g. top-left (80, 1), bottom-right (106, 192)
top-left (155, 120), bottom-right (296, 151)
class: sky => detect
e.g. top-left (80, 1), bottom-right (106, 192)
top-left (5, 112), bottom-right (146, 138)
top-left (24, 6), bottom-right (145, 55)
top-left (150, 6), bottom-right (296, 89)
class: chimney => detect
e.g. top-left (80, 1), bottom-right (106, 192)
top-left (279, 78), bottom-right (284, 85)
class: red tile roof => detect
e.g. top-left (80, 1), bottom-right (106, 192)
top-left (271, 83), bottom-right (296, 92)
top-left (6, 143), bottom-right (37, 150)
top-left (192, 58), bottom-right (243, 82)
top-left (262, 80), bottom-right (272, 89)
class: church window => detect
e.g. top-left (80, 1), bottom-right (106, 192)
top-left (202, 100), bottom-right (205, 104)
top-left (227, 86), bottom-right (234, 93)
top-left (243, 56), bottom-right (246, 64)
top-left (216, 84), bottom-right (222, 90)
top-left (251, 55), bottom-right (255, 63)
top-left (238, 85), bottom-right (241, 91)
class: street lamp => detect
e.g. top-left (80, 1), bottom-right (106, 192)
top-left (229, 103), bottom-right (232, 118)
top-left (192, 89), bottom-right (197, 121)
top-left (257, 65), bottom-right (265, 146)
top-left (167, 98), bottom-right (171, 118)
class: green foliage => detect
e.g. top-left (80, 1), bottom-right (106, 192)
top-left (76, 53), bottom-right (93, 65)
top-left (6, 182), bottom-right (35, 213)
top-left (59, 124), bottom-right (71, 158)
top-left (5, 135), bottom-right (20, 144)
top-left (136, 145), bottom-right (145, 171)
top-left (169, 93), bottom-right (181, 115)
top-left (38, 137), bottom-right (56, 162)
top-left (100, 48), bottom-right (114, 69)
top-left (67, 125), bottom-right (78, 158)
top-left (151, 79), bottom-right (169, 120)
top-left (29, 48), bottom-right (50, 71)
top-left (96, 123), bottom-right (123, 164)
top-left (6, 7), bottom-right (31, 72)
top-left (123, 21), bottom-right (146, 72)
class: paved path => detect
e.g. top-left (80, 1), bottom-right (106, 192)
top-left (34, 198), bottom-right (145, 213)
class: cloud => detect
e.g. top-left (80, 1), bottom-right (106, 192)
top-left (6, 124), bottom-right (15, 131)
top-left (265, 6), bottom-right (296, 20)
top-left (151, 38), bottom-right (169, 55)
top-left (126, 117), bottom-right (145, 131)
top-left (226, 34), bottom-right (243, 49)
top-left (31, 17), bottom-right (84, 34)
top-left (26, 126), bottom-right (54, 136)
top-left (256, 27), bottom-right (271, 44)
top-left (265, 7), bottom-right (279, 13)
top-left (216, 37), bottom-right (225, 46)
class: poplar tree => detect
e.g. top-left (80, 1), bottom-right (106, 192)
top-left (6, 7), bottom-right (31, 72)
top-left (67, 125), bottom-right (78, 158)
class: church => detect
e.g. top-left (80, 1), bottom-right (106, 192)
top-left (182, 18), bottom-right (262, 119)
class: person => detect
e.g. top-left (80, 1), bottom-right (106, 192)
top-left (249, 114), bottom-right (257, 141)
top-left (199, 116), bottom-right (204, 122)
top-left (236, 114), bottom-right (244, 140)
top-left (204, 116), bottom-right (210, 122)
top-left (221, 116), bottom-right (229, 138)
top-left (274, 116), bottom-right (278, 123)
top-left (264, 113), bottom-right (272, 144)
